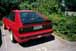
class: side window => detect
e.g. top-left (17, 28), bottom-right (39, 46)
top-left (6, 12), bottom-right (15, 21)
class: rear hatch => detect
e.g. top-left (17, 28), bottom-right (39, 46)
top-left (19, 12), bottom-right (52, 33)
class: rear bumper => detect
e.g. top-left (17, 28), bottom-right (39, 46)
top-left (14, 29), bottom-right (53, 43)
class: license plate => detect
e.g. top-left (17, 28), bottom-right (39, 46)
top-left (33, 25), bottom-right (43, 30)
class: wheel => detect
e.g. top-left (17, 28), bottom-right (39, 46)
top-left (12, 36), bottom-right (17, 43)
top-left (10, 32), bottom-right (17, 43)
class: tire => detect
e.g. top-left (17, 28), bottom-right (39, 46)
top-left (12, 36), bottom-right (17, 43)
top-left (10, 32), bottom-right (17, 43)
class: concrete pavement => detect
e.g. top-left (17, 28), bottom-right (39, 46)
top-left (0, 26), bottom-right (76, 51)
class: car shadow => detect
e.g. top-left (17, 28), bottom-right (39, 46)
top-left (19, 35), bottom-right (55, 47)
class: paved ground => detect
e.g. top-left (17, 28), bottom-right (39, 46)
top-left (0, 27), bottom-right (76, 51)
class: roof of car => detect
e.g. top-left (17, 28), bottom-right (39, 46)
top-left (12, 10), bottom-right (48, 20)
top-left (12, 10), bottom-right (33, 12)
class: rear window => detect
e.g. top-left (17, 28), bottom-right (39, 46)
top-left (20, 12), bottom-right (45, 24)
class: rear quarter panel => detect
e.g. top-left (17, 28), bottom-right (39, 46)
top-left (3, 17), bottom-right (14, 30)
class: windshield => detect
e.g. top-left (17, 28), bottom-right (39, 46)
top-left (20, 12), bottom-right (45, 24)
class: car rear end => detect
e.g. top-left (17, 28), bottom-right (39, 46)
top-left (13, 10), bottom-right (54, 43)
top-left (15, 20), bottom-right (53, 43)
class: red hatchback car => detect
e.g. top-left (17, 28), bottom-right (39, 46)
top-left (3, 10), bottom-right (53, 43)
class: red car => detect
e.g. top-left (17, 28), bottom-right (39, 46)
top-left (3, 10), bottom-right (53, 44)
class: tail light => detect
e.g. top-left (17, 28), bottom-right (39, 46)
top-left (19, 27), bottom-right (33, 34)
